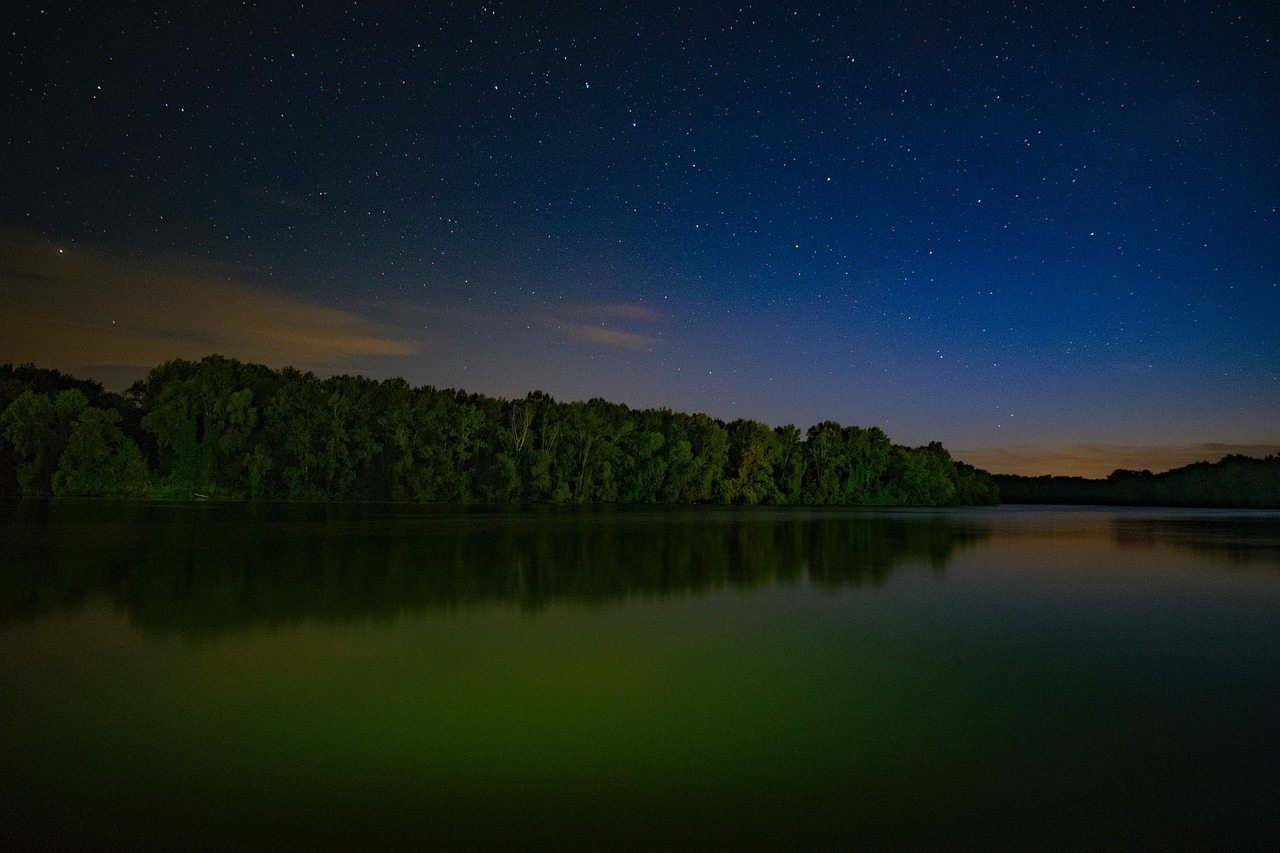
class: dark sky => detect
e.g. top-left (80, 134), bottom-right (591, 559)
top-left (3, 0), bottom-right (1278, 476)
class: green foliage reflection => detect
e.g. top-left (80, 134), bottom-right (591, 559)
top-left (0, 503), bottom-right (989, 637)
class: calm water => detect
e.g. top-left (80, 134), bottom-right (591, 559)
top-left (2, 502), bottom-right (1278, 851)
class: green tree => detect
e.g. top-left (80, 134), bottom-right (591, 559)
top-left (373, 377), bottom-right (417, 501)
top-left (524, 393), bottom-right (568, 501)
top-left (658, 412), bottom-right (695, 502)
top-left (1, 389), bottom-right (88, 495)
top-left (617, 416), bottom-right (667, 503)
top-left (262, 373), bottom-right (380, 501)
top-left (380, 386), bottom-right (486, 502)
top-left (844, 426), bottom-right (893, 504)
top-left (804, 421), bottom-right (846, 504)
top-left (771, 424), bottom-right (807, 503)
top-left (954, 462), bottom-right (999, 505)
top-left (677, 412), bottom-right (728, 503)
top-left (53, 406), bottom-right (150, 497)
top-left (888, 442), bottom-right (958, 506)
top-left (139, 356), bottom-right (260, 497)
top-left (723, 419), bottom-right (780, 505)
top-left (564, 398), bottom-right (631, 503)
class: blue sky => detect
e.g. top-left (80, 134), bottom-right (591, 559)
top-left (2, 1), bottom-right (1277, 475)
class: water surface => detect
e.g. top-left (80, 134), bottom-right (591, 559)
top-left (2, 503), bottom-right (1278, 850)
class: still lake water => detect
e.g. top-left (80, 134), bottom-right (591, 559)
top-left (2, 501), bottom-right (1278, 851)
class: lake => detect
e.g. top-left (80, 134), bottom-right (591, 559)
top-left (2, 502), bottom-right (1278, 851)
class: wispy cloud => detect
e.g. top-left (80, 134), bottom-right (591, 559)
top-left (955, 442), bottom-right (1280, 478)
top-left (0, 232), bottom-right (416, 382)
top-left (594, 302), bottom-right (663, 322)
top-left (545, 301), bottom-right (663, 350)
top-left (556, 323), bottom-right (658, 350)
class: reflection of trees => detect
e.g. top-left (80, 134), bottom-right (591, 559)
top-left (0, 502), bottom-right (990, 638)
top-left (1111, 515), bottom-right (1280, 567)
top-left (0, 501), bottom-right (140, 625)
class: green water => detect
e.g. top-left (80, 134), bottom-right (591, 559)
top-left (2, 503), bottom-right (1278, 850)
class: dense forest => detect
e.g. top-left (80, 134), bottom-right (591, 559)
top-left (1, 356), bottom-right (998, 506)
top-left (994, 456), bottom-right (1280, 508)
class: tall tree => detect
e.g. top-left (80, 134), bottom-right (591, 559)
top-left (53, 406), bottom-right (150, 497)
top-left (771, 424), bottom-right (807, 504)
top-left (261, 373), bottom-right (380, 501)
top-left (564, 398), bottom-right (632, 503)
top-left (1, 389), bottom-right (88, 496)
top-left (139, 356), bottom-right (260, 498)
top-left (723, 419), bottom-right (780, 505)
top-left (616, 408), bottom-right (667, 503)
top-left (680, 412), bottom-right (729, 503)
top-left (804, 420), bottom-right (846, 505)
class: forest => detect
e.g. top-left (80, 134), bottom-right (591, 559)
top-left (1, 356), bottom-right (999, 506)
top-left (993, 456), bottom-right (1280, 509)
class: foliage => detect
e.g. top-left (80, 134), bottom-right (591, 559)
top-left (1, 389), bottom-right (88, 496)
top-left (2, 355), bottom-right (1007, 505)
top-left (53, 407), bottom-right (150, 497)
top-left (1, 364), bottom-right (147, 498)
top-left (1, 384), bottom-right (150, 498)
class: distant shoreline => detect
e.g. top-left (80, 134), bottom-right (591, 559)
top-left (992, 455), bottom-right (1280, 509)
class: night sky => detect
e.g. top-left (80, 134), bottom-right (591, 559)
top-left (3, 1), bottom-right (1278, 476)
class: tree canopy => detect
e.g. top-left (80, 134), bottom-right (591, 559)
top-left (3, 355), bottom-right (1001, 504)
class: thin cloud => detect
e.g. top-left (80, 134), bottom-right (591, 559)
top-left (545, 301), bottom-right (664, 351)
top-left (0, 232), bottom-right (416, 380)
top-left (556, 322), bottom-right (658, 350)
top-left (956, 443), bottom-right (1280, 478)
top-left (595, 302), bottom-right (663, 321)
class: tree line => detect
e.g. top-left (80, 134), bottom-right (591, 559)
top-left (1, 355), bottom-right (998, 505)
top-left (993, 456), bottom-right (1280, 508)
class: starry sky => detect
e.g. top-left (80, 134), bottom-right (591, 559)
top-left (3, 1), bottom-right (1278, 476)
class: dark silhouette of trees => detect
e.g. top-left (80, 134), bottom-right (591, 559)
top-left (1, 364), bottom-right (145, 498)
top-left (723, 418), bottom-right (781, 505)
top-left (803, 422), bottom-right (896, 504)
top-left (1, 389), bottom-right (85, 496)
top-left (53, 405), bottom-right (150, 497)
top-left (1, 385), bottom-right (149, 498)
top-left (8, 355), bottom-right (1278, 509)
top-left (1, 355), bottom-right (1007, 505)
top-left (994, 455), bottom-right (1280, 508)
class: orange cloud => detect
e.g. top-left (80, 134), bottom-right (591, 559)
top-left (0, 232), bottom-right (416, 382)
top-left (955, 443), bottom-right (1280, 478)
